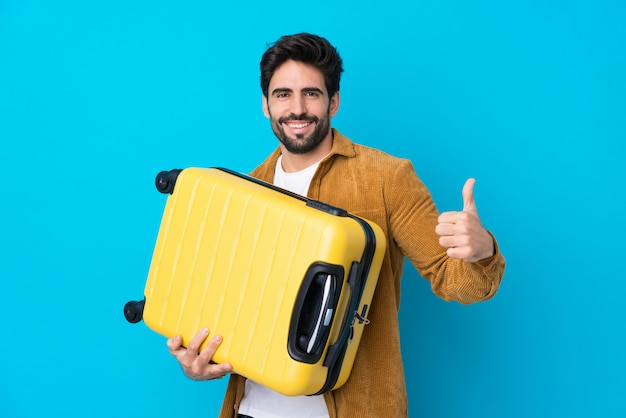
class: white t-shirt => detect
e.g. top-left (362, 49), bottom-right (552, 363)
top-left (237, 156), bottom-right (329, 418)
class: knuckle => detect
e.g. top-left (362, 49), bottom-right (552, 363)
top-left (189, 363), bottom-right (204, 377)
top-left (179, 356), bottom-right (193, 369)
top-left (188, 340), bottom-right (203, 353)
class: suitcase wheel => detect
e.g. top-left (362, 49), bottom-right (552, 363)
top-left (155, 169), bottom-right (182, 194)
top-left (124, 299), bottom-right (145, 323)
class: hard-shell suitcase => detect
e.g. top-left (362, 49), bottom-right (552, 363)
top-left (124, 167), bottom-right (386, 396)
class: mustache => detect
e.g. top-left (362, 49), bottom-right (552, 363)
top-left (278, 113), bottom-right (319, 124)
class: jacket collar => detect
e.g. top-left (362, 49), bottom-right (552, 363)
top-left (255, 128), bottom-right (355, 183)
top-left (328, 128), bottom-right (356, 159)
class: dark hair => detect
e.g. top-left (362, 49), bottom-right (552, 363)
top-left (260, 33), bottom-right (344, 98)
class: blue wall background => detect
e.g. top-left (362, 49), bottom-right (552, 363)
top-left (1, 1), bottom-right (624, 417)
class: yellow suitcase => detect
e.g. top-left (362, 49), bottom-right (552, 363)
top-left (125, 167), bottom-right (386, 396)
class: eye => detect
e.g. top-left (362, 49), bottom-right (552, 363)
top-left (271, 89), bottom-right (292, 99)
top-left (305, 91), bottom-right (320, 98)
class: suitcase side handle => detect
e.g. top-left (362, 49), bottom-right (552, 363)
top-left (288, 263), bottom-right (344, 364)
top-left (306, 275), bottom-right (335, 354)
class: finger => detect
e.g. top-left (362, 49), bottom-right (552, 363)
top-left (167, 335), bottom-right (183, 352)
top-left (190, 361), bottom-right (233, 381)
top-left (438, 211), bottom-right (474, 231)
top-left (211, 361), bottom-right (234, 377)
top-left (437, 211), bottom-right (463, 226)
top-left (435, 222), bottom-right (457, 237)
top-left (197, 334), bottom-right (225, 364)
top-left (462, 178), bottom-right (477, 214)
top-left (439, 235), bottom-right (457, 249)
top-left (186, 327), bottom-right (210, 354)
top-left (446, 246), bottom-right (471, 260)
top-left (440, 232), bottom-right (471, 248)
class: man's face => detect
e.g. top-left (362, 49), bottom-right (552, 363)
top-left (263, 60), bottom-right (339, 155)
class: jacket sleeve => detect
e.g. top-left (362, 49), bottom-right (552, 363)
top-left (387, 159), bottom-right (505, 303)
top-left (218, 374), bottom-right (246, 418)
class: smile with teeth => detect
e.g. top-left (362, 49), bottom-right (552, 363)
top-left (285, 121), bottom-right (312, 129)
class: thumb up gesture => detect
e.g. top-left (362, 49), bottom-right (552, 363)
top-left (436, 179), bottom-right (495, 262)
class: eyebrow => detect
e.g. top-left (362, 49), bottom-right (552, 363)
top-left (271, 87), bottom-right (325, 96)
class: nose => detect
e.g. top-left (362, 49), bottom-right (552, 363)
top-left (290, 94), bottom-right (307, 116)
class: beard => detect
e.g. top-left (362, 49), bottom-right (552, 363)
top-left (269, 111), bottom-right (331, 155)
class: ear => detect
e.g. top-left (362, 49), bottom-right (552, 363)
top-left (262, 94), bottom-right (270, 119)
top-left (329, 92), bottom-right (340, 117)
